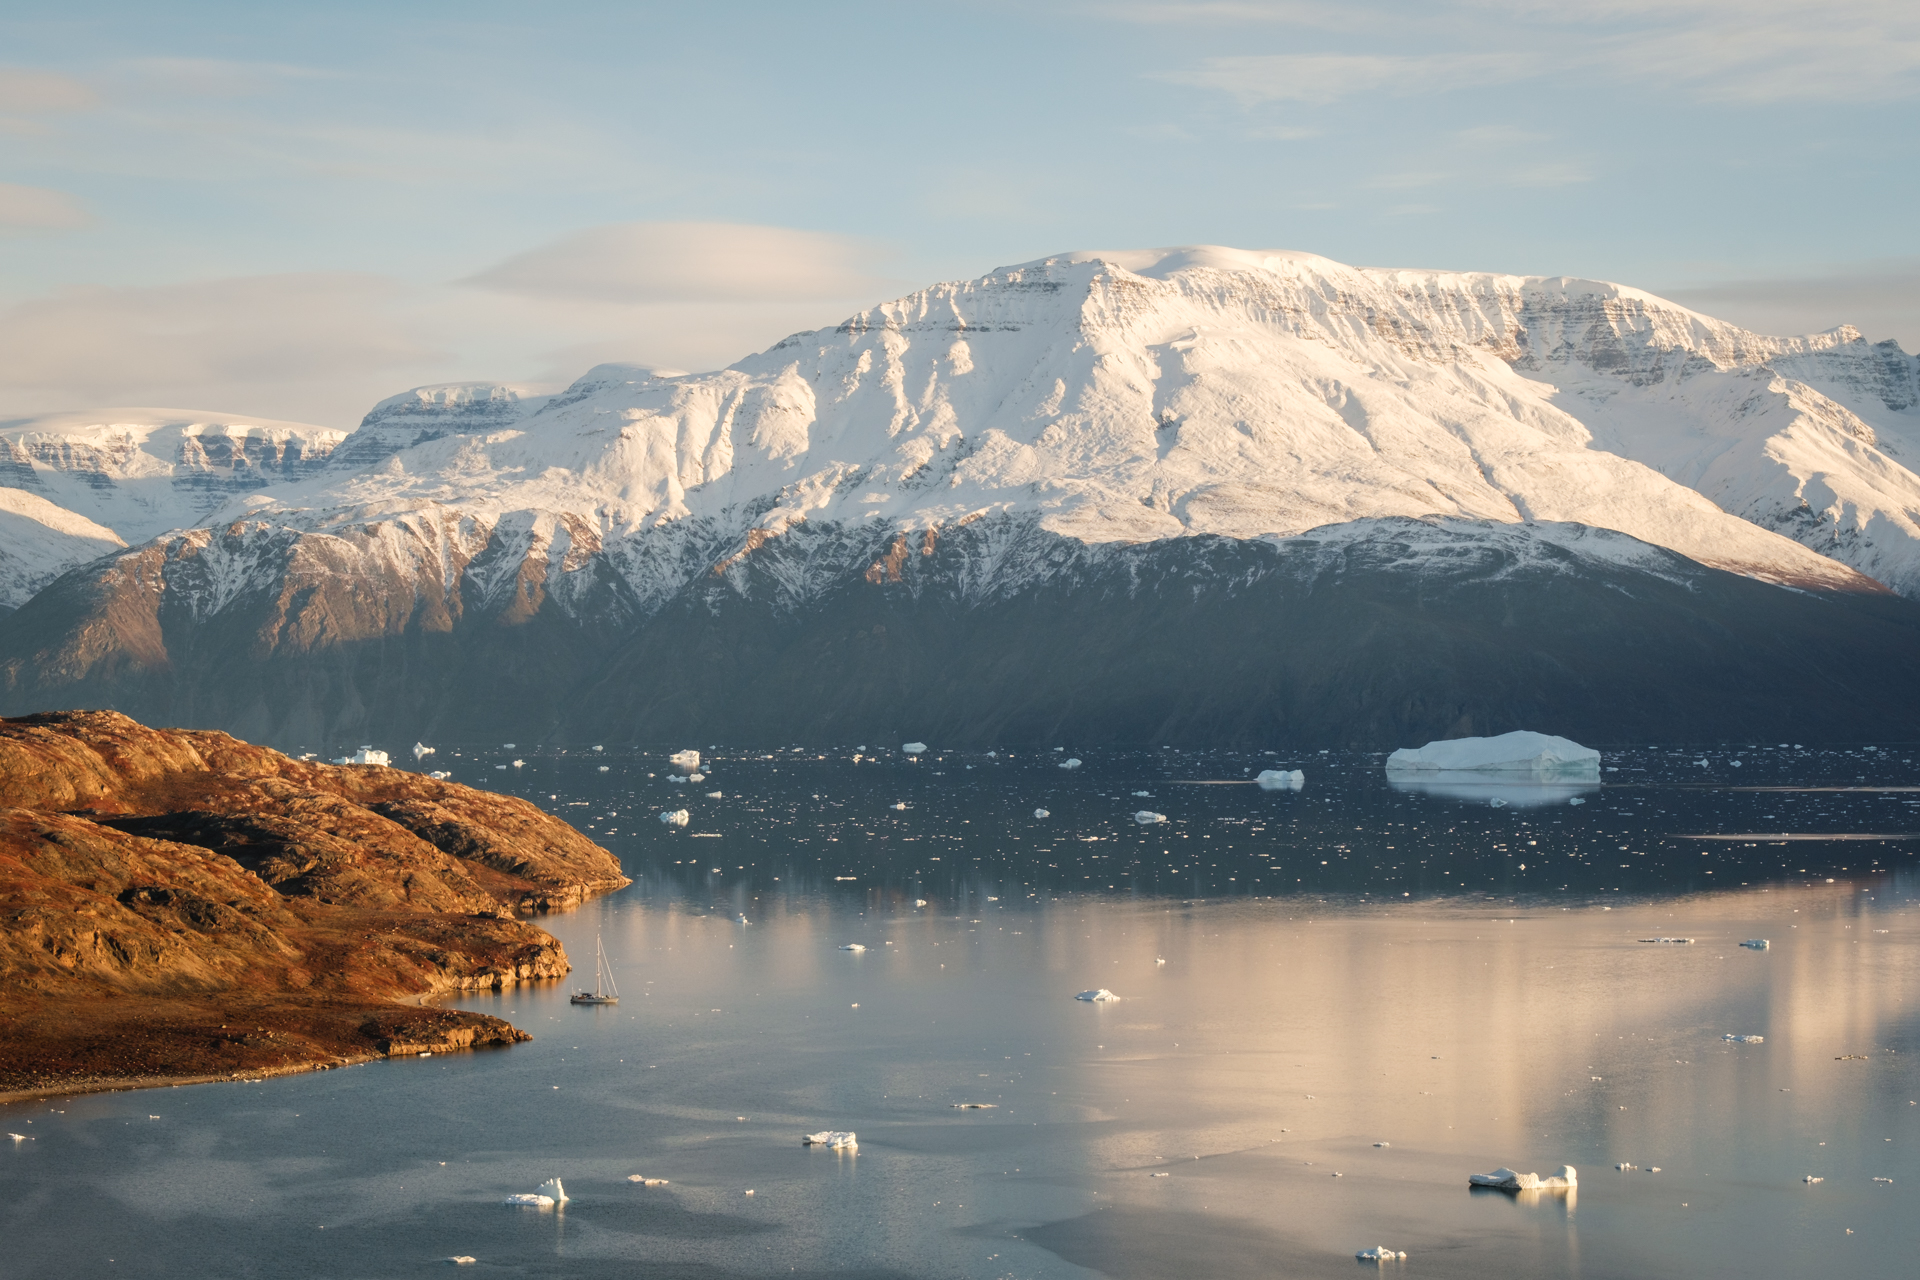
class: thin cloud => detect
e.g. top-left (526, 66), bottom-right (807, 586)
top-left (0, 183), bottom-right (91, 231)
top-left (0, 67), bottom-right (98, 112)
top-left (1156, 52), bottom-right (1524, 105)
top-left (464, 222), bottom-right (891, 306)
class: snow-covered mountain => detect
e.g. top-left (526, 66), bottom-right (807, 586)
top-left (0, 408), bottom-right (346, 548)
top-left (6, 247), bottom-right (1920, 744)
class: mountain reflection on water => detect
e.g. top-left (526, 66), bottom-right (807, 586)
top-left (2, 746), bottom-right (1915, 1279)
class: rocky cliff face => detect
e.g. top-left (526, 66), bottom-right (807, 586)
top-left (0, 710), bottom-right (627, 1096)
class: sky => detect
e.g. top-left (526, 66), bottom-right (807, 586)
top-left (2, 0), bottom-right (1917, 428)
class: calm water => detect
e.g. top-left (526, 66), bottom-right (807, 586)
top-left (4, 746), bottom-right (1917, 1278)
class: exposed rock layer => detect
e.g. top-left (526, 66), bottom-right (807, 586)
top-left (0, 710), bottom-right (627, 1096)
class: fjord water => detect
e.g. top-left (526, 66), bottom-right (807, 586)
top-left (3, 748), bottom-right (1916, 1278)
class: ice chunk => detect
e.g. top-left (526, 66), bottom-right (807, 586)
top-left (1488, 797), bottom-right (1507, 808)
top-left (1075, 989), bottom-right (1120, 1001)
top-left (659, 809), bottom-right (690, 826)
top-left (669, 749), bottom-right (700, 770)
top-left (1615, 1162), bottom-right (1637, 1170)
top-left (1255, 769), bottom-right (1305, 789)
top-left (1132, 790), bottom-right (1151, 797)
top-left (839, 943), bottom-right (866, 952)
top-left (503, 1194), bottom-right (554, 1207)
top-left (1804, 1175), bottom-right (1824, 1184)
top-left (1034, 809), bottom-right (1050, 818)
top-left (914, 899), bottom-right (927, 907)
top-left (706, 790), bottom-right (723, 798)
top-left (412, 742), bottom-right (434, 759)
top-left (511, 758), bottom-right (524, 768)
top-left (445, 1256), bottom-right (477, 1264)
top-left (1469, 1165), bottom-right (1577, 1190)
top-left (429, 770), bottom-right (451, 780)
top-left (1741, 939), bottom-right (1770, 949)
top-left (593, 745), bottom-right (603, 752)
top-left (538, 1178), bottom-right (568, 1203)
top-left (803, 1130), bottom-right (857, 1148)
top-left (598, 765), bottom-right (610, 772)
top-left (1640, 936), bottom-right (1694, 944)
top-left (892, 801), bottom-right (909, 810)
top-left (1355, 1246), bottom-right (1407, 1261)
top-left (503, 743), bottom-right (515, 749)
top-left (1059, 758), bottom-right (1082, 770)
top-left (1722, 1033), bottom-right (1765, 1043)
top-left (627, 1176), bottom-right (670, 1186)
top-left (1385, 731), bottom-right (1600, 778)
top-left (7, 1133), bottom-right (29, 1142)
top-left (1134, 811), bottom-right (1166, 824)
top-left (1568, 796), bottom-right (1585, 805)
top-left (902, 742), bottom-right (927, 754)
top-left (689, 772), bottom-right (705, 782)
top-left (952, 1103), bottom-right (997, 1109)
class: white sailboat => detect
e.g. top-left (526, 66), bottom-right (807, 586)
top-left (570, 935), bottom-right (619, 1005)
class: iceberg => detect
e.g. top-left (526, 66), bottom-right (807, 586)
top-left (659, 809), bottom-right (689, 826)
top-left (1075, 988), bottom-right (1119, 1001)
top-left (1255, 769), bottom-right (1304, 789)
top-left (1386, 731), bottom-right (1600, 777)
top-left (669, 749), bottom-right (700, 770)
top-left (333, 746), bottom-right (390, 766)
top-left (803, 1130), bottom-right (857, 1148)
top-left (412, 742), bottom-right (434, 759)
top-left (1469, 1165), bottom-right (1577, 1191)
top-left (1134, 811), bottom-right (1166, 824)
top-left (902, 742), bottom-right (927, 754)
top-left (538, 1178), bottom-right (568, 1203)
top-left (1356, 1246), bottom-right (1407, 1262)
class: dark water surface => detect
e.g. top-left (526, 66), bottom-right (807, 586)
top-left (4, 745), bottom-right (1917, 1278)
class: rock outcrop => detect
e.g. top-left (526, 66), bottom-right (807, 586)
top-left (0, 710), bottom-right (627, 1097)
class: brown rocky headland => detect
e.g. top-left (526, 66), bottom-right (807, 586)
top-left (0, 710), bottom-right (628, 1099)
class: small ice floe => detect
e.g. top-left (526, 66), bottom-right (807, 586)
top-left (444, 1257), bottom-right (476, 1266)
top-left (413, 742), bottom-right (434, 760)
top-left (593, 745), bottom-right (603, 752)
top-left (1469, 1166), bottom-right (1577, 1191)
top-left (1804, 1175), bottom-right (1824, 1184)
top-left (839, 943), bottom-right (867, 952)
top-left (1155, 956), bottom-right (1166, 965)
top-left (670, 749), bottom-right (701, 770)
top-left (1132, 790), bottom-right (1151, 797)
top-left (1134, 811), bottom-right (1167, 825)
top-left (429, 770), bottom-right (452, 780)
top-left (1616, 1163), bottom-right (1637, 1171)
top-left (803, 1131), bottom-right (857, 1148)
top-left (1059, 758), bottom-right (1082, 770)
top-left (1488, 797), bottom-right (1508, 808)
top-left (1568, 796), bottom-right (1585, 805)
top-left (1034, 809), bottom-right (1050, 818)
top-left (659, 809), bottom-right (690, 826)
top-left (598, 765), bottom-right (610, 772)
top-left (1695, 758), bottom-right (1710, 767)
top-left (952, 1103), bottom-right (997, 1109)
top-left (1374, 1141), bottom-right (1391, 1148)
top-left (1255, 769), bottom-right (1305, 789)
top-left (1723, 1033), bottom-right (1765, 1043)
top-left (7, 1133), bottom-right (30, 1142)
top-left (1355, 1246), bottom-right (1407, 1262)
top-left (892, 801), bottom-right (909, 810)
top-left (1640, 937), bottom-right (1695, 944)
top-left (1149, 1171), bottom-right (1169, 1177)
top-left (707, 791), bottom-right (723, 798)
top-left (1873, 1176), bottom-right (1894, 1184)
top-left (914, 899), bottom-right (927, 907)
top-left (902, 742), bottom-right (927, 754)
top-left (1741, 939), bottom-right (1770, 950)
top-left (688, 772), bottom-right (706, 783)
top-left (503, 742), bottom-right (516, 748)
top-left (627, 1175), bottom-right (670, 1186)
top-left (1075, 989), bottom-right (1120, 1002)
